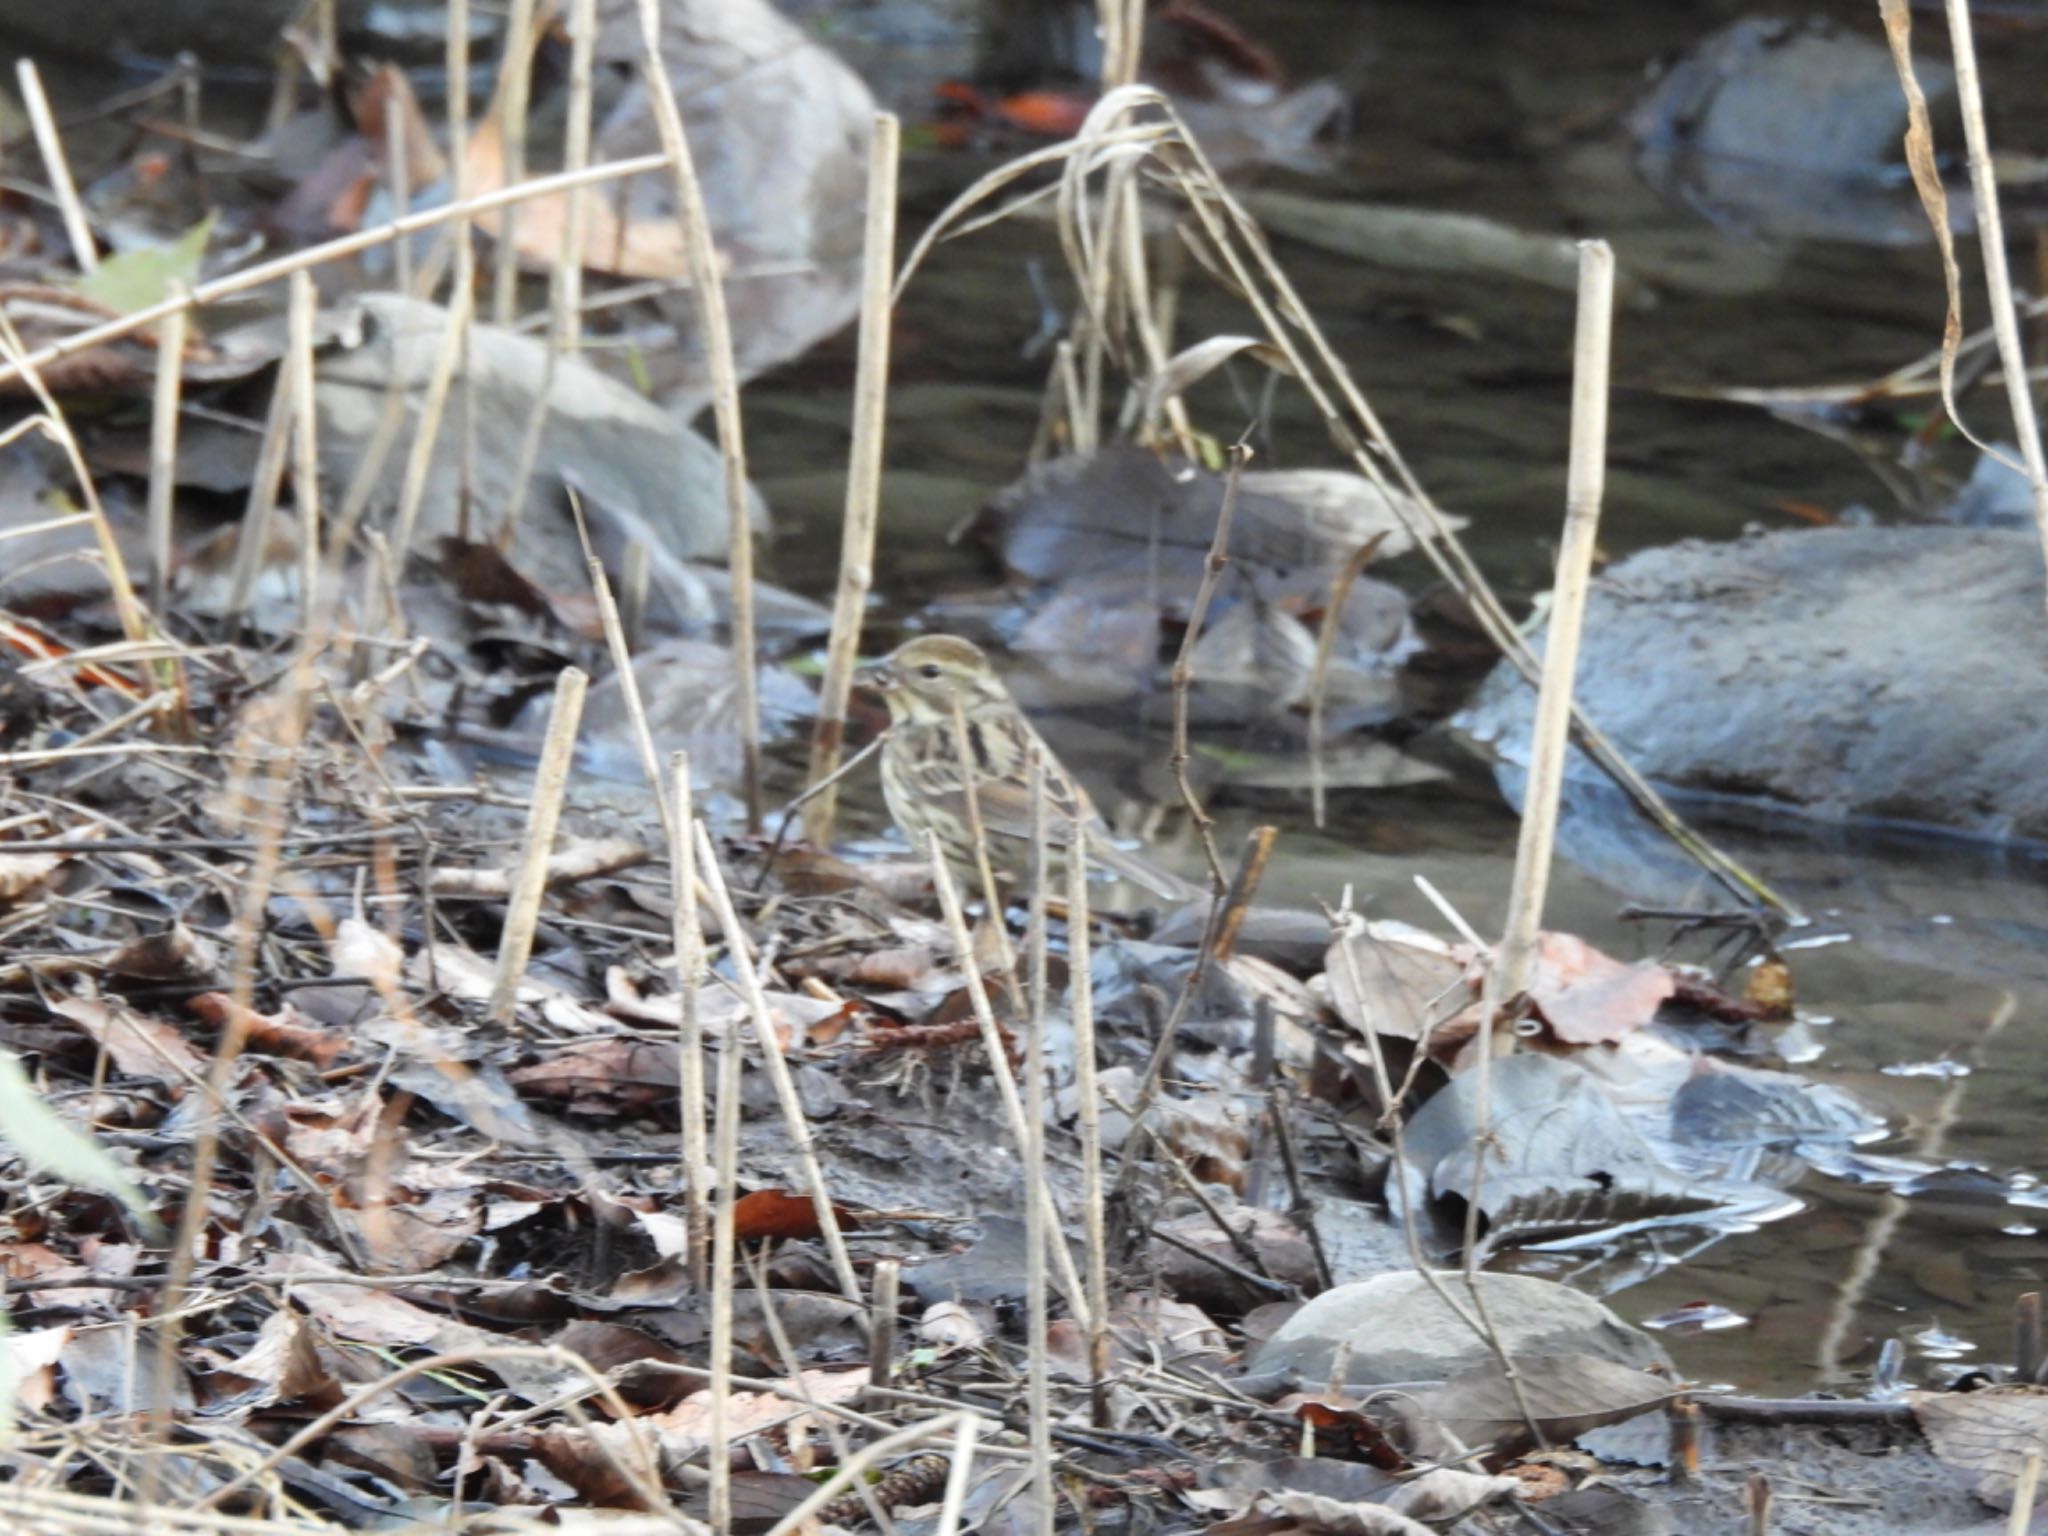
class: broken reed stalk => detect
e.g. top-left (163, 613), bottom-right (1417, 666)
top-left (691, 822), bottom-right (863, 1304)
top-left (16, 61), bottom-right (98, 273)
top-left (1168, 440), bottom-right (1249, 893)
top-left (933, 1413), bottom-right (984, 1536)
top-left (499, 0), bottom-right (597, 553)
top-left (492, 0), bottom-right (540, 322)
top-left (558, 0), bottom-right (596, 349)
top-left (2012, 1452), bottom-right (2043, 1536)
top-left (669, 752), bottom-right (710, 1291)
top-left (866, 1258), bottom-right (900, 1393)
top-left (1065, 814), bottom-right (1113, 1427)
top-left (486, 665), bottom-right (587, 1022)
top-left (145, 295), bottom-right (189, 618)
top-left (633, 0), bottom-right (764, 830)
top-left (1022, 754), bottom-right (1055, 1536)
top-left (706, 875), bottom-right (744, 1536)
top-left (386, 245), bottom-right (476, 582)
top-left (803, 112), bottom-right (902, 851)
top-left (1938, 0), bottom-right (2048, 593)
top-left (1460, 239), bottom-right (1614, 1444)
top-left (286, 271), bottom-right (323, 617)
top-left (0, 151), bottom-right (671, 394)
top-left (925, 834), bottom-right (1093, 1326)
top-left (385, 94), bottom-right (413, 300)
top-left (2019, 1291), bottom-right (2043, 1383)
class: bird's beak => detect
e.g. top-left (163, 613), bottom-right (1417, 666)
top-left (853, 658), bottom-right (893, 693)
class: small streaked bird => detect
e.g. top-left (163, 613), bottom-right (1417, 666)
top-left (854, 634), bottom-right (1196, 901)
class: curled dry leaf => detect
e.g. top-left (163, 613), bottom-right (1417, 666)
top-left (1911, 1385), bottom-right (2048, 1507)
top-left (1527, 932), bottom-right (1676, 1046)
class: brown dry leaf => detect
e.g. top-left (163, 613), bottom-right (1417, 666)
top-left (1526, 933), bottom-right (1675, 1046)
top-left (507, 1038), bottom-right (682, 1115)
top-left (1324, 918), bottom-right (1473, 1042)
top-left (1911, 1385), bottom-right (2048, 1507)
top-left (464, 114), bottom-right (692, 281)
top-left (188, 992), bottom-right (348, 1066)
top-left (0, 851), bottom-right (63, 904)
top-left (635, 1367), bottom-right (870, 1459)
top-left (212, 1307), bottom-right (335, 1406)
top-left (49, 996), bottom-right (208, 1084)
top-left (732, 1188), bottom-right (859, 1243)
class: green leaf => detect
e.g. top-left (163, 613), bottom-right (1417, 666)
top-left (0, 1048), bottom-right (163, 1237)
top-left (76, 213), bottom-right (215, 317)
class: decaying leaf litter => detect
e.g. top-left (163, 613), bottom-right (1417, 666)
top-left (0, 1), bottom-right (2046, 1533)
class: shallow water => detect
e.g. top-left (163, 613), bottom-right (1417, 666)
top-left (746, 0), bottom-right (2048, 1392)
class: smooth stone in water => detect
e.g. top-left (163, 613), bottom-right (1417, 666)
top-left (1246, 1270), bottom-right (1671, 1389)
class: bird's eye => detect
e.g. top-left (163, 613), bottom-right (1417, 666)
top-left (918, 663), bottom-right (943, 680)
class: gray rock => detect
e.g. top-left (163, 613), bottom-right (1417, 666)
top-left (1457, 526), bottom-right (2048, 845)
top-left (1246, 1270), bottom-right (1670, 1389)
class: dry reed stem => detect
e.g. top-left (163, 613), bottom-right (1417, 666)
top-left (633, 0), bottom-right (763, 829)
top-left (1938, 0), bottom-right (2048, 591)
top-left (619, 542), bottom-right (650, 648)
top-left (0, 152), bottom-right (670, 393)
top-left (667, 752), bottom-right (710, 1287)
top-left (2011, 1450), bottom-right (2042, 1536)
top-left (946, 697), bottom-right (1016, 977)
top-left (144, 296), bottom-right (188, 617)
top-left (0, 318), bottom-right (150, 647)
top-left (690, 821), bottom-right (864, 1303)
top-left (222, 366), bottom-right (294, 626)
top-left (933, 1413), bottom-right (985, 1536)
top-left (925, 834), bottom-right (1093, 1326)
top-left (1455, 241), bottom-right (1614, 1442)
top-left (285, 272), bottom-right (322, 617)
top-left (16, 61), bottom-right (97, 272)
top-left (1167, 440), bottom-right (1249, 893)
top-left (867, 1257), bottom-right (900, 1392)
top-left (385, 94), bottom-right (414, 300)
top-left (706, 872), bottom-right (744, 1534)
top-left (803, 112), bottom-right (902, 850)
top-left (386, 242), bottom-right (476, 583)
top-left (487, 665), bottom-right (588, 1021)
top-left (492, 0), bottom-right (541, 322)
top-left (1065, 817), bottom-right (1112, 1427)
top-left (558, 0), bottom-right (596, 348)
top-left (1022, 754), bottom-right (1056, 1536)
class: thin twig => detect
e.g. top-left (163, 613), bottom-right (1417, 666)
top-left (1168, 439), bottom-right (1250, 893)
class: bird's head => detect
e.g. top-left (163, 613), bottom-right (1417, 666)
top-left (854, 635), bottom-right (1007, 727)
